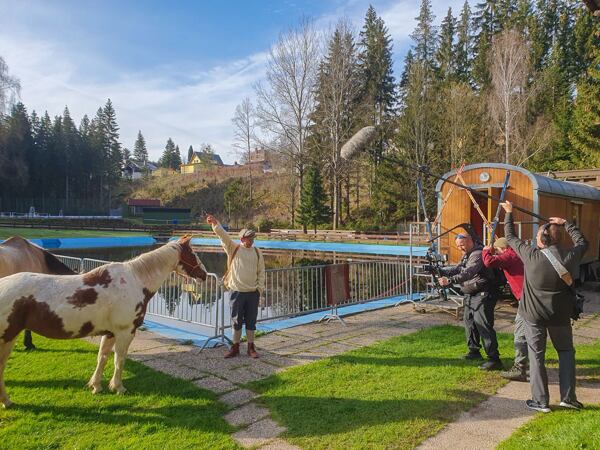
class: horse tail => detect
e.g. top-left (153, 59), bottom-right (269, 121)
top-left (43, 252), bottom-right (77, 275)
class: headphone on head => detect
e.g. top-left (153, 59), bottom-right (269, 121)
top-left (540, 223), bottom-right (554, 246)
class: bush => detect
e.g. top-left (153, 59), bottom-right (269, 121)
top-left (257, 218), bottom-right (274, 233)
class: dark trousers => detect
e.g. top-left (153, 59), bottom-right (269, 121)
top-left (230, 290), bottom-right (259, 331)
top-left (524, 320), bottom-right (576, 406)
top-left (464, 292), bottom-right (500, 361)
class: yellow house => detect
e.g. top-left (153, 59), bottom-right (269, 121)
top-left (180, 151), bottom-right (224, 174)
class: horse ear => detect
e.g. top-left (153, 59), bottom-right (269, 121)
top-left (178, 235), bottom-right (192, 245)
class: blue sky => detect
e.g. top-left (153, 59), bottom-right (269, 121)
top-left (0, 0), bottom-right (464, 163)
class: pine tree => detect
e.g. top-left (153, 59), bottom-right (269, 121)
top-left (297, 166), bottom-right (330, 232)
top-left (160, 138), bottom-right (180, 170)
top-left (0, 103), bottom-right (32, 194)
top-left (436, 8), bottom-right (456, 81)
top-left (187, 145), bottom-right (194, 164)
top-left (358, 5), bottom-right (398, 128)
top-left (102, 99), bottom-right (123, 186)
top-left (61, 106), bottom-right (82, 205)
top-left (455, 1), bottom-right (473, 84)
top-left (472, 0), bottom-right (500, 88)
top-left (569, 26), bottom-right (600, 167)
top-left (411, 0), bottom-right (438, 71)
top-left (133, 130), bottom-right (148, 164)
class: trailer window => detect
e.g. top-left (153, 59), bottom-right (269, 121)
top-left (571, 203), bottom-right (582, 226)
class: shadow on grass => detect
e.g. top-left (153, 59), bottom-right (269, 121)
top-left (258, 388), bottom-right (530, 440)
top-left (330, 354), bottom-right (510, 368)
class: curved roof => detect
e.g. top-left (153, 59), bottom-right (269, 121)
top-left (436, 162), bottom-right (600, 201)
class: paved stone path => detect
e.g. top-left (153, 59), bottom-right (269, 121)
top-left (100, 287), bottom-right (599, 449)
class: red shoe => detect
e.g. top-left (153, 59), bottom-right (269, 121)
top-left (224, 343), bottom-right (240, 358)
top-left (247, 342), bottom-right (259, 358)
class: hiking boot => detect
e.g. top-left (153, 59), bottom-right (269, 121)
top-left (501, 365), bottom-right (527, 381)
top-left (526, 399), bottom-right (550, 413)
top-left (463, 351), bottom-right (484, 361)
top-left (559, 399), bottom-right (583, 410)
top-left (478, 359), bottom-right (504, 371)
top-left (224, 343), bottom-right (240, 358)
top-left (247, 342), bottom-right (259, 359)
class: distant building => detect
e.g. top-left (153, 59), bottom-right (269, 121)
top-left (181, 151), bottom-right (224, 174)
top-left (127, 198), bottom-right (161, 216)
top-left (246, 147), bottom-right (272, 173)
top-left (122, 160), bottom-right (158, 180)
top-left (539, 169), bottom-right (600, 190)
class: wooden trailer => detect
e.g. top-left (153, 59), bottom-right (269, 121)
top-left (435, 163), bottom-right (600, 271)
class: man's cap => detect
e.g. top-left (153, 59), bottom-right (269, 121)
top-left (493, 237), bottom-right (508, 249)
top-left (239, 228), bottom-right (256, 239)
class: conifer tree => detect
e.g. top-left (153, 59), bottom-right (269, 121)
top-left (437, 8), bottom-right (456, 81)
top-left (133, 130), bottom-right (148, 164)
top-left (297, 166), bottom-right (330, 233)
top-left (187, 145), bottom-right (194, 164)
top-left (569, 26), bottom-right (600, 167)
top-left (102, 99), bottom-right (123, 186)
top-left (455, 1), bottom-right (473, 84)
top-left (411, 0), bottom-right (438, 72)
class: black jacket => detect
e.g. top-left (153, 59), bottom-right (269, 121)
top-left (505, 212), bottom-right (588, 326)
top-left (440, 243), bottom-right (495, 295)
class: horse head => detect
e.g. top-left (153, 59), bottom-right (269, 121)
top-left (175, 235), bottom-right (207, 281)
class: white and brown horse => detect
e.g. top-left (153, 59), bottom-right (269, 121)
top-left (0, 236), bottom-right (76, 350)
top-left (0, 236), bottom-right (206, 407)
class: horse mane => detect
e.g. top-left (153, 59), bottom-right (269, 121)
top-left (126, 242), bottom-right (180, 286)
top-left (43, 251), bottom-right (77, 275)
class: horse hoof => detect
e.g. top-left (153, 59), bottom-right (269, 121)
top-left (91, 387), bottom-right (103, 395)
top-left (2, 399), bottom-right (13, 408)
top-left (24, 346), bottom-right (36, 351)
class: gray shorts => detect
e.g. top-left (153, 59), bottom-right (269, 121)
top-left (230, 290), bottom-right (259, 331)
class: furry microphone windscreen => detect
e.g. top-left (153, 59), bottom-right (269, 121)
top-left (340, 126), bottom-right (377, 160)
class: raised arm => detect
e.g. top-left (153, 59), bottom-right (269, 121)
top-left (206, 215), bottom-right (237, 257)
top-left (554, 218), bottom-right (588, 266)
top-left (502, 203), bottom-right (536, 262)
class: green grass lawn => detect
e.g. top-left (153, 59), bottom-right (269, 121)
top-left (0, 227), bottom-right (148, 240)
top-left (498, 339), bottom-right (600, 450)
top-left (0, 336), bottom-right (238, 450)
top-left (249, 325), bottom-right (514, 450)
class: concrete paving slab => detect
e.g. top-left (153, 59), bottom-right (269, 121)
top-left (219, 389), bottom-right (259, 408)
top-left (192, 376), bottom-right (236, 394)
top-left (224, 402), bottom-right (270, 427)
top-left (232, 418), bottom-right (287, 448)
top-left (258, 438), bottom-right (302, 450)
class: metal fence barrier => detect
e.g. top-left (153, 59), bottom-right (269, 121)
top-left (53, 254), bottom-right (423, 346)
top-left (54, 254), bottom-right (85, 273)
top-left (258, 260), bottom-right (413, 323)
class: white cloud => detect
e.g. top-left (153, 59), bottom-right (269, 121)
top-left (0, 34), bottom-right (267, 164)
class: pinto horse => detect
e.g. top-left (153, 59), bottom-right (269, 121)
top-left (0, 236), bottom-right (76, 350)
top-left (0, 236), bottom-right (206, 407)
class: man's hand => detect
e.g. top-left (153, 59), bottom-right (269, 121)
top-left (206, 214), bottom-right (218, 226)
top-left (549, 217), bottom-right (566, 226)
top-left (438, 276), bottom-right (451, 287)
top-left (259, 296), bottom-right (266, 308)
top-left (500, 201), bottom-right (513, 213)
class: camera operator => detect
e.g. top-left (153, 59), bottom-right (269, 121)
top-left (502, 201), bottom-right (588, 413)
top-left (437, 233), bottom-right (503, 371)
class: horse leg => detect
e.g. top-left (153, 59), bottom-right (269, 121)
top-left (0, 339), bottom-right (17, 407)
top-left (23, 330), bottom-right (36, 351)
top-left (108, 332), bottom-right (135, 394)
top-left (87, 334), bottom-right (115, 394)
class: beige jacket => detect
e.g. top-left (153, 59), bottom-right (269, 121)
top-left (213, 224), bottom-right (265, 295)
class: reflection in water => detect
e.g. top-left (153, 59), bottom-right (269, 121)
top-left (53, 245), bottom-right (383, 276)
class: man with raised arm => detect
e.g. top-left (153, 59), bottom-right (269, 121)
top-left (482, 238), bottom-right (527, 381)
top-left (501, 201), bottom-right (588, 413)
top-left (206, 214), bottom-right (265, 358)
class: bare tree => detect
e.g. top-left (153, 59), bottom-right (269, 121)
top-left (254, 19), bottom-right (321, 228)
top-left (488, 29), bottom-right (532, 164)
top-left (232, 97), bottom-right (256, 203)
top-left (313, 20), bottom-right (361, 229)
top-left (0, 56), bottom-right (21, 115)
